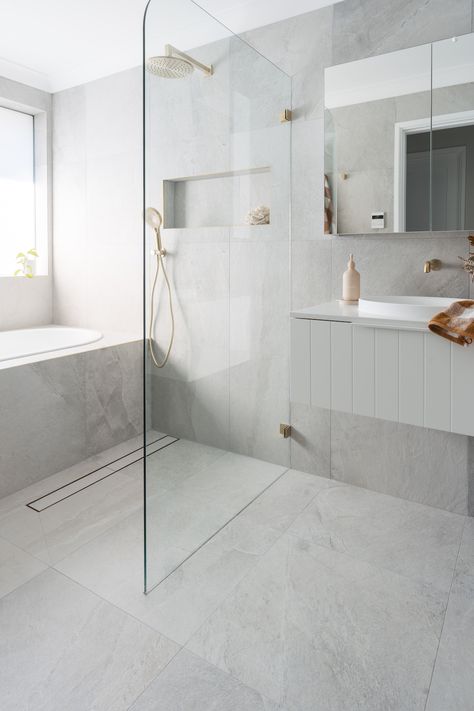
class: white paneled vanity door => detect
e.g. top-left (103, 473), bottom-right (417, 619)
top-left (290, 318), bottom-right (474, 437)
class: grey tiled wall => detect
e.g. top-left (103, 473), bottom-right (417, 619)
top-left (246, 0), bottom-right (474, 513)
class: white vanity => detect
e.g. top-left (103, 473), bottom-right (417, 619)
top-left (290, 297), bottom-right (474, 437)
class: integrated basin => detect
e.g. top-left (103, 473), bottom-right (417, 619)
top-left (358, 296), bottom-right (457, 321)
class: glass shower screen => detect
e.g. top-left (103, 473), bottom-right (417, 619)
top-left (143, 0), bottom-right (291, 592)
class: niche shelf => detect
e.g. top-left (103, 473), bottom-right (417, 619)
top-left (162, 166), bottom-right (271, 229)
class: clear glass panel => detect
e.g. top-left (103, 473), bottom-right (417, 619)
top-left (432, 32), bottom-right (474, 232)
top-left (143, 0), bottom-right (291, 592)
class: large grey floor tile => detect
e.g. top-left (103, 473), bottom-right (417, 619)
top-left (289, 482), bottom-right (464, 594)
top-left (171, 451), bottom-right (287, 511)
top-left (55, 508), bottom-right (190, 606)
top-left (144, 438), bottom-right (228, 491)
top-left (425, 518), bottom-right (474, 711)
top-left (0, 536), bottom-right (47, 599)
top-left (0, 471), bottom-right (141, 565)
top-left (39, 471), bottom-right (141, 564)
top-left (187, 533), bottom-right (446, 711)
top-left (56, 469), bottom-right (328, 646)
top-left (57, 518), bottom-right (259, 646)
top-left (130, 649), bottom-right (281, 711)
top-left (217, 469), bottom-right (339, 556)
top-left (0, 569), bottom-right (179, 711)
top-left (0, 503), bottom-right (49, 561)
top-left (145, 486), bottom-right (237, 555)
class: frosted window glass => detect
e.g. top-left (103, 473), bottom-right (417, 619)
top-left (0, 106), bottom-right (35, 276)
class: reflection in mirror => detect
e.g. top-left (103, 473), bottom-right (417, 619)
top-left (432, 33), bottom-right (474, 231)
top-left (325, 44), bottom-right (432, 234)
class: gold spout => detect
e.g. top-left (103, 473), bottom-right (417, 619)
top-left (424, 259), bottom-right (441, 273)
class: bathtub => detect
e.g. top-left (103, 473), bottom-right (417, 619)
top-left (0, 325), bottom-right (103, 363)
top-left (0, 328), bottom-right (142, 498)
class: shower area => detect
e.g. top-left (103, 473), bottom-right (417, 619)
top-left (143, 0), bottom-right (292, 591)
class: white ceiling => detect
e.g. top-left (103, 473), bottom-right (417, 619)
top-left (0, 0), bottom-right (340, 93)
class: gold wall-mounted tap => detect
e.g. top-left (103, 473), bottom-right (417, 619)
top-left (424, 259), bottom-right (442, 273)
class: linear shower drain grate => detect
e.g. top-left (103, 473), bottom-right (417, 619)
top-left (26, 435), bottom-right (179, 512)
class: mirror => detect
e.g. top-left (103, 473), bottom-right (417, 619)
top-left (324, 32), bottom-right (474, 235)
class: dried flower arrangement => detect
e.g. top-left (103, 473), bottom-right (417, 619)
top-left (459, 235), bottom-right (474, 282)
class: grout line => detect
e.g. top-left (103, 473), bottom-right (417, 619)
top-left (422, 516), bottom-right (467, 711)
top-left (177, 476), bottom-right (339, 650)
top-left (50, 444), bottom-right (228, 572)
top-left (38, 564), bottom-right (184, 651)
top-left (50, 499), bottom-right (145, 568)
top-left (145, 465), bottom-right (291, 594)
top-left (179, 647), bottom-right (283, 708)
top-left (182, 477), bottom-right (467, 659)
top-left (124, 644), bottom-right (184, 711)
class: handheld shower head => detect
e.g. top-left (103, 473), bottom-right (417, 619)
top-left (145, 207), bottom-right (162, 231)
top-left (146, 44), bottom-right (212, 79)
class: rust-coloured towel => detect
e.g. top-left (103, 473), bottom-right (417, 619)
top-left (428, 300), bottom-right (474, 346)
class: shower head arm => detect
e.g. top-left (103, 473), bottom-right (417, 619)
top-left (165, 44), bottom-right (213, 76)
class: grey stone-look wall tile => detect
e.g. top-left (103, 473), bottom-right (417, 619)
top-left (289, 403), bottom-right (331, 478)
top-left (0, 342), bottom-right (143, 498)
top-left (0, 357), bottom-right (86, 498)
top-left (85, 341), bottom-right (143, 456)
top-left (330, 235), bottom-right (470, 299)
top-left (292, 119), bottom-right (325, 239)
top-left (330, 411), bottom-right (471, 514)
top-left (151, 370), bottom-right (230, 450)
top-left (244, 7), bottom-right (333, 121)
top-left (332, 0), bottom-right (471, 65)
top-left (291, 239), bottom-right (332, 310)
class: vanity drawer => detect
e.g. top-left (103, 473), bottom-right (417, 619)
top-left (290, 318), bottom-right (474, 436)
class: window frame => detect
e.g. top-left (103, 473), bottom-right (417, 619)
top-left (0, 99), bottom-right (50, 278)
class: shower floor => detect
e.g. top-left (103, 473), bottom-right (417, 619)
top-left (0, 434), bottom-right (471, 710)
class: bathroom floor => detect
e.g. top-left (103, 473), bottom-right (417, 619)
top-left (0, 436), bottom-right (471, 710)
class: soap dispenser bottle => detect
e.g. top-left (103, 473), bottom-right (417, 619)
top-left (342, 254), bottom-right (360, 303)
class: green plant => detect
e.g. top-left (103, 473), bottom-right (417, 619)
top-left (14, 248), bottom-right (39, 278)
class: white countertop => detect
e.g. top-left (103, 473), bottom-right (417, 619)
top-left (290, 301), bottom-right (432, 331)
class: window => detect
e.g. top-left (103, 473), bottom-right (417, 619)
top-left (0, 106), bottom-right (36, 276)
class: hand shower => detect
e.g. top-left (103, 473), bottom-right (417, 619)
top-left (145, 207), bottom-right (174, 368)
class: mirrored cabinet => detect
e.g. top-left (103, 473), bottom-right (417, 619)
top-left (324, 32), bottom-right (474, 235)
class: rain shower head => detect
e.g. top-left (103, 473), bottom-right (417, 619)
top-left (146, 55), bottom-right (193, 79)
top-left (146, 44), bottom-right (213, 79)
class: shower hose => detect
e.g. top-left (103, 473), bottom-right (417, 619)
top-left (148, 213), bottom-right (175, 368)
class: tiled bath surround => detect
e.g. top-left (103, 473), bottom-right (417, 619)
top-left (0, 341), bottom-right (142, 498)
